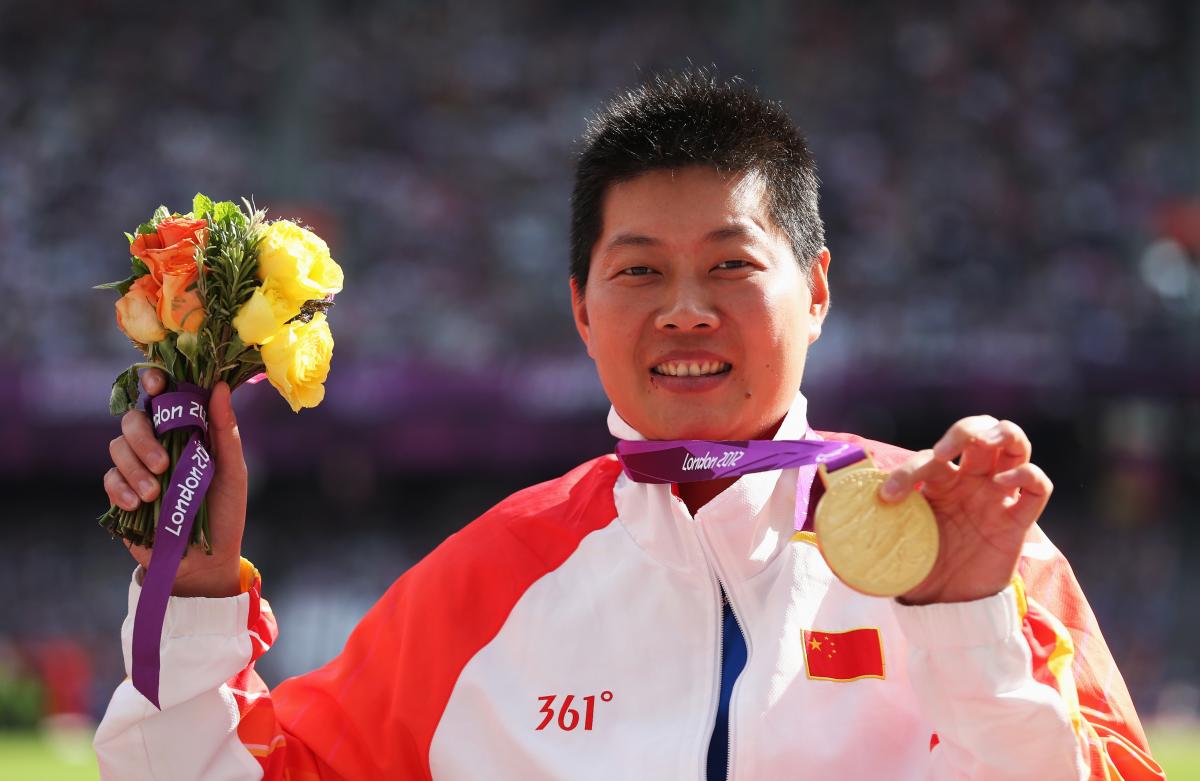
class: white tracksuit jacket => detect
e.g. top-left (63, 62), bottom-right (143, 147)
top-left (94, 393), bottom-right (1161, 779)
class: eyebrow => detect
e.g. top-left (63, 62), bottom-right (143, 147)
top-left (604, 224), bottom-right (758, 252)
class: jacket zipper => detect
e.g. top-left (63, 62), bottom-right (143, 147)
top-left (710, 582), bottom-right (725, 779)
top-left (695, 524), bottom-right (749, 781)
top-left (720, 582), bottom-right (749, 781)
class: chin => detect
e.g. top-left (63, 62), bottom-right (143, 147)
top-left (645, 416), bottom-right (740, 442)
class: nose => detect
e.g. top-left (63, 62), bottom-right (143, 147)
top-left (654, 278), bottom-right (720, 332)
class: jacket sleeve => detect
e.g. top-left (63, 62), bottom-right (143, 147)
top-left (891, 528), bottom-right (1164, 781)
top-left (92, 482), bottom-right (572, 781)
top-left (93, 559), bottom-right (408, 780)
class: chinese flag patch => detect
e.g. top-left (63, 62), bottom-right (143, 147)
top-left (802, 628), bottom-right (885, 681)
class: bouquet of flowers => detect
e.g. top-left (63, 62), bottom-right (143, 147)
top-left (97, 193), bottom-right (343, 552)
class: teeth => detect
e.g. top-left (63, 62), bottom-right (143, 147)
top-left (653, 361), bottom-right (731, 377)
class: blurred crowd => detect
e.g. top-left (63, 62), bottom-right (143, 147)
top-left (1, 0), bottom-right (1196, 379)
top-left (0, 0), bottom-right (1197, 726)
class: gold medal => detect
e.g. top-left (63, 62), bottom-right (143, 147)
top-left (812, 457), bottom-right (939, 598)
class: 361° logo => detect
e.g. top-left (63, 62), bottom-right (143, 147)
top-left (536, 691), bottom-right (614, 731)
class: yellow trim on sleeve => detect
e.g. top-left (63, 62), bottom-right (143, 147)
top-left (238, 557), bottom-right (260, 594)
top-left (1014, 574), bottom-right (1085, 740)
top-left (791, 530), bottom-right (818, 546)
top-left (1025, 593), bottom-right (1083, 737)
top-left (243, 733), bottom-right (287, 758)
top-left (1012, 573), bottom-right (1028, 620)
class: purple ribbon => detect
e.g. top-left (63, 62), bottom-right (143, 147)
top-left (615, 438), bottom-right (866, 532)
top-left (131, 383), bottom-right (215, 709)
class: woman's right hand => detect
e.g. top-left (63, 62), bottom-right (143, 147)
top-left (102, 368), bottom-right (249, 597)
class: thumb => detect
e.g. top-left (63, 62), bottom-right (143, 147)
top-left (141, 367), bottom-right (168, 397)
top-left (207, 381), bottom-right (245, 470)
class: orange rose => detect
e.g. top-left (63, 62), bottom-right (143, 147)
top-left (128, 231), bottom-right (163, 259)
top-left (158, 272), bottom-right (206, 333)
top-left (115, 275), bottom-right (167, 344)
top-left (130, 217), bottom-right (208, 286)
top-left (156, 217), bottom-right (207, 249)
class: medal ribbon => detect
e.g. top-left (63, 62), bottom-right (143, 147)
top-left (614, 438), bottom-right (866, 531)
top-left (131, 383), bottom-right (215, 709)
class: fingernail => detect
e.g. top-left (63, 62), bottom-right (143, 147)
top-left (139, 478), bottom-right (156, 498)
top-left (880, 480), bottom-right (899, 500)
top-left (121, 490), bottom-right (138, 508)
top-left (981, 426), bottom-right (1004, 444)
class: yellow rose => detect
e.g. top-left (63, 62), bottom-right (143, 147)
top-left (260, 312), bottom-right (334, 413)
top-left (257, 220), bottom-right (343, 303)
top-left (232, 280), bottom-right (300, 346)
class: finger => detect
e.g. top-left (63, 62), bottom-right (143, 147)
top-left (140, 368), bottom-right (168, 397)
top-left (109, 436), bottom-right (160, 503)
top-left (121, 409), bottom-right (170, 475)
top-left (991, 420), bottom-right (1032, 474)
top-left (932, 415), bottom-right (1000, 463)
top-left (208, 382), bottom-right (246, 468)
top-left (940, 415), bottom-right (1003, 477)
top-left (104, 466), bottom-right (141, 511)
top-left (961, 420), bottom-right (1032, 477)
top-left (957, 440), bottom-right (998, 477)
top-left (880, 449), bottom-right (957, 502)
top-left (994, 462), bottom-right (1053, 528)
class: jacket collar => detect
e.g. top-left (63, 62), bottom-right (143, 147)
top-left (607, 392), bottom-right (816, 582)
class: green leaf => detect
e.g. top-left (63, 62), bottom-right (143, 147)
top-left (223, 332), bottom-right (246, 362)
top-left (93, 274), bottom-right (136, 295)
top-left (110, 362), bottom-right (174, 416)
top-left (176, 331), bottom-right (200, 365)
top-left (108, 367), bottom-right (142, 416)
top-left (131, 258), bottom-right (150, 276)
top-left (135, 221), bottom-right (157, 236)
top-left (151, 205), bottom-right (170, 225)
top-left (192, 193), bottom-right (214, 220)
top-left (213, 201), bottom-right (247, 228)
top-left (124, 231), bottom-right (136, 245)
top-left (156, 337), bottom-right (180, 378)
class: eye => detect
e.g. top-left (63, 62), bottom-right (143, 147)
top-left (713, 259), bottom-right (752, 271)
top-left (620, 265), bottom-right (656, 277)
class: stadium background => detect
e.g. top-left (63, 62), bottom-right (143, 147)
top-left (1, 0), bottom-right (1198, 777)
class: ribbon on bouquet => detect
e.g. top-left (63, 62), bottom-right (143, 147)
top-left (614, 438), bottom-right (867, 532)
top-left (131, 382), bottom-right (215, 709)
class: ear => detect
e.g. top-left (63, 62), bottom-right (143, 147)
top-left (806, 247), bottom-right (832, 344)
top-left (569, 277), bottom-right (593, 357)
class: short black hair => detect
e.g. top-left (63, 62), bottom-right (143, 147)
top-left (570, 68), bottom-right (825, 295)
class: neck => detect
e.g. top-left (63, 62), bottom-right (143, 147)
top-left (672, 415), bottom-right (789, 515)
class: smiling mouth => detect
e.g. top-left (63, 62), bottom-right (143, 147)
top-left (651, 360), bottom-right (733, 377)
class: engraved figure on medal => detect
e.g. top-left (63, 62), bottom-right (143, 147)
top-left (813, 460), bottom-right (939, 598)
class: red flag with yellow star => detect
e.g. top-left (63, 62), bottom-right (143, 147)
top-left (802, 628), bottom-right (885, 681)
